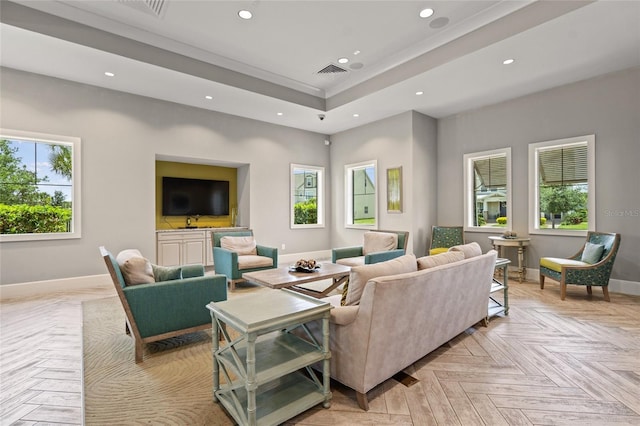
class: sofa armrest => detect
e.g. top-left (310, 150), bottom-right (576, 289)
top-left (181, 264), bottom-right (205, 278)
top-left (123, 274), bottom-right (227, 338)
top-left (213, 246), bottom-right (239, 278)
top-left (365, 249), bottom-right (404, 264)
top-left (330, 305), bottom-right (359, 325)
top-left (257, 245), bottom-right (278, 265)
top-left (332, 246), bottom-right (364, 263)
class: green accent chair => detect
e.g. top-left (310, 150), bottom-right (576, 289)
top-left (429, 226), bottom-right (464, 255)
top-left (100, 246), bottom-right (227, 363)
top-left (539, 232), bottom-right (621, 301)
top-left (332, 230), bottom-right (409, 266)
top-left (212, 229), bottom-right (278, 291)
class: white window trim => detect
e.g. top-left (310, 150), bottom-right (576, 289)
top-left (0, 129), bottom-right (82, 242)
top-left (528, 134), bottom-right (595, 236)
top-left (290, 163), bottom-right (324, 229)
top-left (345, 159), bottom-right (378, 229)
top-left (463, 147), bottom-right (512, 233)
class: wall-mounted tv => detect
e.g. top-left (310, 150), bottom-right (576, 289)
top-left (162, 176), bottom-right (229, 216)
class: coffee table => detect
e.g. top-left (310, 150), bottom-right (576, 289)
top-left (243, 262), bottom-right (351, 298)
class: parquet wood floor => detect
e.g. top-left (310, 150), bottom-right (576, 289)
top-left (1, 278), bottom-right (640, 425)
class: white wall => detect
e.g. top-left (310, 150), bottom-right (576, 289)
top-left (0, 68), bottom-right (331, 285)
top-left (437, 67), bottom-right (640, 286)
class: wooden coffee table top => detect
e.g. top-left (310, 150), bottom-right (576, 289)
top-left (243, 262), bottom-right (350, 290)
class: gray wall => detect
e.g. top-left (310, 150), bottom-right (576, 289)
top-left (437, 67), bottom-right (640, 283)
top-left (0, 68), bottom-right (331, 285)
top-left (329, 110), bottom-right (438, 256)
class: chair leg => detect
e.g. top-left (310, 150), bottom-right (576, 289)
top-left (229, 280), bottom-right (235, 292)
top-left (356, 392), bottom-right (369, 411)
top-left (602, 286), bottom-right (611, 302)
top-left (586, 285), bottom-right (592, 295)
top-left (134, 339), bottom-right (143, 363)
top-left (540, 274), bottom-right (545, 289)
top-left (560, 282), bottom-right (567, 300)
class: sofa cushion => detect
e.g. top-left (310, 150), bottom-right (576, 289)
top-left (116, 249), bottom-right (155, 286)
top-left (336, 256), bottom-right (365, 267)
top-left (363, 232), bottom-right (398, 255)
top-left (220, 236), bottom-right (257, 255)
top-left (449, 242), bottom-right (482, 259)
top-left (540, 257), bottom-right (589, 272)
top-left (581, 242), bottom-right (605, 264)
top-left (151, 264), bottom-right (183, 282)
top-left (237, 255), bottom-right (273, 270)
top-left (344, 254), bottom-right (417, 306)
top-left (417, 251), bottom-right (465, 270)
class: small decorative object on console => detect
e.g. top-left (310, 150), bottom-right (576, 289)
top-left (502, 231), bottom-right (518, 239)
top-left (291, 258), bottom-right (320, 272)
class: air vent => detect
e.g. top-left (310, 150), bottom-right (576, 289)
top-left (117, 0), bottom-right (167, 18)
top-left (317, 64), bottom-right (348, 74)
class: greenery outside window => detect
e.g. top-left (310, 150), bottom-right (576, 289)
top-left (528, 135), bottom-right (595, 236)
top-left (463, 148), bottom-right (512, 232)
top-left (0, 129), bottom-right (81, 242)
top-left (290, 164), bottom-right (324, 229)
top-left (345, 160), bottom-right (377, 229)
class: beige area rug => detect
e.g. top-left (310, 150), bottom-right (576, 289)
top-left (82, 296), bottom-right (235, 425)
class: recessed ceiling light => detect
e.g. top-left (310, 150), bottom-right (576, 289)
top-left (338, 57), bottom-right (349, 64)
top-left (104, 72), bottom-right (115, 77)
top-left (353, 114), bottom-right (360, 118)
top-left (416, 91), bottom-right (424, 96)
top-left (353, 50), bottom-right (361, 55)
top-left (205, 95), bottom-right (213, 100)
top-left (503, 58), bottom-right (515, 65)
top-left (419, 8), bottom-right (434, 18)
top-left (238, 10), bottom-right (252, 19)
top-left (277, 112), bottom-right (283, 116)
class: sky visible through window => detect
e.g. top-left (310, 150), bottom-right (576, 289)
top-left (9, 138), bottom-right (72, 201)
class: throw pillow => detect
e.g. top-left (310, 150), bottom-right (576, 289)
top-left (363, 232), bottom-right (398, 255)
top-left (448, 242), bottom-right (483, 259)
top-left (344, 254), bottom-right (417, 306)
top-left (220, 236), bottom-right (257, 255)
top-left (152, 264), bottom-right (183, 282)
top-left (116, 249), bottom-right (155, 286)
top-left (581, 242), bottom-right (605, 264)
top-left (417, 251), bottom-right (465, 270)
top-left (340, 278), bottom-right (350, 306)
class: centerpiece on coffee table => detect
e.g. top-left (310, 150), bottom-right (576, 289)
top-left (291, 259), bottom-right (320, 273)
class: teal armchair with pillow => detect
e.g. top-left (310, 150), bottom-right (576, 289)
top-left (539, 232), bottom-right (621, 301)
top-left (332, 230), bottom-right (409, 267)
top-left (212, 230), bottom-right (278, 291)
top-left (100, 247), bottom-right (227, 363)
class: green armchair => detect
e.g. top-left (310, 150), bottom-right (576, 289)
top-left (539, 232), bottom-right (621, 301)
top-left (332, 230), bottom-right (409, 267)
top-left (429, 225), bottom-right (464, 255)
top-left (212, 229), bottom-right (278, 291)
top-left (100, 246), bottom-right (227, 363)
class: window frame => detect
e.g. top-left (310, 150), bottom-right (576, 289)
top-left (345, 159), bottom-right (378, 229)
top-left (290, 163), bottom-right (324, 229)
top-left (528, 134), bottom-right (595, 236)
top-left (0, 129), bottom-right (82, 242)
top-left (463, 147), bottom-right (512, 233)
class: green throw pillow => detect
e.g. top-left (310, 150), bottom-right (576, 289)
top-left (581, 242), bottom-right (604, 264)
top-left (151, 264), bottom-right (183, 282)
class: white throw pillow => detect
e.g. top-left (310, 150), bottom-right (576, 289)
top-left (417, 251), bottom-right (465, 270)
top-left (362, 232), bottom-right (398, 255)
top-left (116, 249), bottom-right (155, 286)
top-left (448, 242), bottom-right (483, 259)
top-left (220, 236), bottom-right (257, 255)
top-left (345, 254), bottom-right (417, 306)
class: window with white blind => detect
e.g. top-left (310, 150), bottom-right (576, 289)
top-left (528, 135), bottom-right (595, 235)
top-left (463, 148), bottom-right (512, 232)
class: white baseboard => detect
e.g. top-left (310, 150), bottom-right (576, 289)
top-left (524, 267), bottom-right (640, 296)
top-left (0, 274), bottom-right (112, 301)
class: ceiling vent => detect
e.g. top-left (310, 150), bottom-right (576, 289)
top-left (317, 64), bottom-right (348, 75)
top-left (117, 0), bottom-right (167, 18)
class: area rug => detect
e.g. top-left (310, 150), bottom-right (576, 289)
top-left (82, 296), bottom-right (234, 425)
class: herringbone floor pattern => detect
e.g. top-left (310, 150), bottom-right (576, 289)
top-left (1, 277), bottom-right (639, 425)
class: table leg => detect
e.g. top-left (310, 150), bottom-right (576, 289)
top-left (322, 313), bottom-right (332, 408)
top-left (211, 312), bottom-right (219, 402)
top-left (246, 332), bottom-right (257, 425)
top-left (517, 246), bottom-right (524, 283)
top-left (503, 263), bottom-right (509, 315)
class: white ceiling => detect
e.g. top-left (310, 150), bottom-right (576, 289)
top-left (1, 0), bottom-right (639, 135)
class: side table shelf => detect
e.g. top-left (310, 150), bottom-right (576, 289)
top-left (207, 289), bottom-right (331, 426)
top-left (489, 258), bottom-right (511, 318)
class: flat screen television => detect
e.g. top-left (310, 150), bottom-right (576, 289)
top-left (162, 177), bottom-right (229, 216)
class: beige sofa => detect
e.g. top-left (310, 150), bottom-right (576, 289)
top-left (310, 247), bottom-right (497, 410)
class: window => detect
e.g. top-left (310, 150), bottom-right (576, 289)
top-left (529, 135), bottom-right (595, 235)
top-left (463, 148), bottom-right (512, 232)
top-left (290, 164), bottom-right (324, 228)
top-left (0, 129), bottom-right (81, 242)
top-left (345, 160), bottom-right (377, 228)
